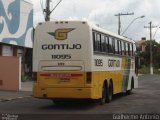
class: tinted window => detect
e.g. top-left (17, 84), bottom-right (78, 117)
top-left (96, 33), bottom-right (101, 52)
top-left (112, 38), bottom-right (115, 54)
top-left (127, 43), bottom-right (130, 56)
top-left (122, 41), bottom-right (126, 55)
top-left (93, 30), bottom-right (134, 57)
top-left (105, 36), bottom-right (109, 53)
top-left (101, 35), bottom-right (106, 52)
top-left (119, 40), bottom-right (122, 55)
top-left (93, 32), bottom-right (96, 51)
top-left (115, 39), bottom-right (119, 54)
top-left (133, 44), bottom-right (136, 56)
top-left (93, 32), bottom-right (101, 52)
top-left (126, 42), bottom-right (129, 56)
top-left (130, 43), bottom-right (133, 56)
top-left (108, 37), bottom-right (113, 53)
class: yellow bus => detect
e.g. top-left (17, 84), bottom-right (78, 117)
top-left (32, 21), bottom-right (138, 104)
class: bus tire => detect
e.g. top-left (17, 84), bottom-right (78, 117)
top-left (99, 83), bottom-right (107, 105)
top-left (106, 81), bottom-right (113, 103)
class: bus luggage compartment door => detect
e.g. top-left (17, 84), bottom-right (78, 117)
top-left (38, 60), bottom-right (85, 88)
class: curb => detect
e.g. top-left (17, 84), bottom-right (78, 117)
top-left (0, 96), bottom-right (32, 102)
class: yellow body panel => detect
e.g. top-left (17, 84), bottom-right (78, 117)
top-left (37, 72), bottom-right (85, 88)
top-left (91, 71), bottom-right (124, 95)
top-left (33, 69), bottom-right (126, 99)
top-left (33, 83), bottom-right (93, 99)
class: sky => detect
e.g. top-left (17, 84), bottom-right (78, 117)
top-left (26, 0), bottom-right (160, 42)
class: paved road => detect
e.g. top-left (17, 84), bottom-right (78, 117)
top-left (0, 74), bottom-right (160, 119)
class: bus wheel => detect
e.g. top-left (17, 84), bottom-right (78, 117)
top-left (99, 83), bottom-right (107, 105)
top-left (106, 81), bottom-right (113, 103)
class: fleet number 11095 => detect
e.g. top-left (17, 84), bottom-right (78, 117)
top-left (52, 54), bottom-right (71, 59)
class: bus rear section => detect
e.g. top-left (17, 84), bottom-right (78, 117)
top-left (34, 60), bottom-right (92, 99)
top-left (32, 21), bottom-right (93, 99)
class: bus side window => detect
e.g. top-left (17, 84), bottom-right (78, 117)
top-left (93, 32), bottom-right (96, 51)
top-left (96, 33), bottom-right (101, 52)
top-left (130, 43), bottom-right (133, 56)
top-left (108, 37), bottom-right (113, 53)
top-left (93, 32), bottom-right (101, 52)
top-left (128, 43), bottom-right (130, 56)
top-left (133, 44), bottom-right (136, 56)
top-left (122, 41), bottom-right (126, 56)
top-left (112, 38), bottom-right (115, 54)
top-left (101, 35), bottom-right (106, 52)
top-left (105, 36), bottom-right (109, 53)
top-left (126, 42), bottom-right (128, 56)
top-left (119, 40), bottom-right (122, 55)
top-left (115, 39), bottom-right (119, 54)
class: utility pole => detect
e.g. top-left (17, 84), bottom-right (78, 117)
top-left (44, 0), bottom-right (62, 21)
top-left (44, 0), bottom-right (51, 21)
top-left (144, 22), bottom-right (157, 75)
top-left (115, 12), bottom-right (134, 35)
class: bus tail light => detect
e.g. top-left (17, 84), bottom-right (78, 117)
top-left (86, 72), bottom-right (92, 84)
top-left (32, 72), bottom-right (37, 82)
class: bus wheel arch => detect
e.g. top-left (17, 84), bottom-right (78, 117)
top-left (126, 77), bottom-right (134, 95)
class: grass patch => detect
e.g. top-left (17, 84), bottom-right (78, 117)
top-left (138, 65), bottom-right (150, 74)
top-left (154, 69), bottom-right (160, 74)
top-left (138, 65), bottom-right (160, 74)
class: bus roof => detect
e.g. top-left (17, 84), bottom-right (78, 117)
top-left (37, 20), bottom-right (135, 44)
top-left (87, 22), bottom-right (135, 43)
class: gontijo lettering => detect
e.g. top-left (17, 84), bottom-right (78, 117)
top-left (108, 59), bottom-right (120, 67)
top-left (42, 44), bottom-right (82, 50)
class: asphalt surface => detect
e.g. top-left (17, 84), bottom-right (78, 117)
top-left (0, 74), bottom-right (160, 119)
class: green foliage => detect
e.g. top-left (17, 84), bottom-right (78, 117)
top-left (138, 65), bottom-right (160, 74)
top-left (138, 40), bottom-right (160, 70)
top-left (138, 65), bottom-right (150, 74)
top-left (154, 68), bottom-right (160, 74)
top-left (21, 72), bottom-right (32, 82)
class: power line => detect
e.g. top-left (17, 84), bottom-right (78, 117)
top-left (115, 12), bottom-right (134, 35)
top-left (121, 15), bottom-right (145, 35)
top-left (44, 0), bottom-right (62, 21)
top-left (50, 0), bottom-right (62, 15)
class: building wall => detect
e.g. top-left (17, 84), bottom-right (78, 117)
top-left (0, 0), bottom-right (33, 91)
top-left (0, 56), bottom-right (21, 91)
top-left (135, 40), bottom-right (146, 52)
top-left (0, 43), bottom-right (19, 57)
top-left (0, 0), bottom-right (33, 48)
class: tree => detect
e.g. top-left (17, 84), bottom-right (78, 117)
top-left (138, 40), bottom-right (160, 69)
